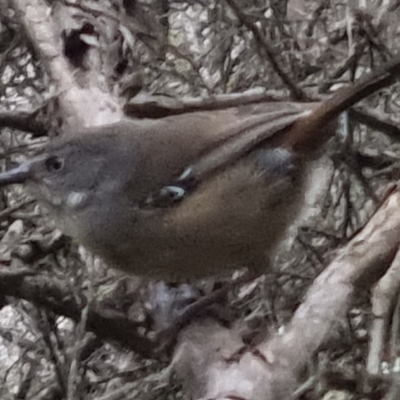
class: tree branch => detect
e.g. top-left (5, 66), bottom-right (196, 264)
top-left (0, 269), bottom-right (157, 358)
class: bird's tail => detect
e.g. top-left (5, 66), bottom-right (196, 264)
top-left (282, 59), bottom-right (400, 154)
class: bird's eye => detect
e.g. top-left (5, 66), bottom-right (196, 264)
top-left (45, 156), bottom-right (64, 173)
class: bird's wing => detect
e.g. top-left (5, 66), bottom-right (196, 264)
top-left (152, 60), bottom-right (400, 202)
top-left (172, 103), bottom-right (316, 190)
top-left (137, 102), bottom-right (316, 208)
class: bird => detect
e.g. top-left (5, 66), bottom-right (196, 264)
top-left (0, 62), bottom-right (398, 282)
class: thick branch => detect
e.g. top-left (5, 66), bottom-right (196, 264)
top-left (0, 108), bottom-right (47, 136)
top-left (0, 269), bottom-right (156, 358)
top-left (12, 0), bottom-right (75, 97)
top-left (124, 88), bottom-right (280, 118)
top-left (367, 248), bottom-right (400, 375)
top-left (11, 0), bottom-right (122, 128)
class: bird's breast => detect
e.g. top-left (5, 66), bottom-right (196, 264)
top-left (61, 151), bottom-right (306, 281)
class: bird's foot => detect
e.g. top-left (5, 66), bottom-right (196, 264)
top-left (151, 272), bottom-right (258, 353)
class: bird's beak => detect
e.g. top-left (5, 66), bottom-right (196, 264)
top-left (0, 160), bottom-right (35, 186)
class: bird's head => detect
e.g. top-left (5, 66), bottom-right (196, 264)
top-left (0, 129), bottom-right (138, 213)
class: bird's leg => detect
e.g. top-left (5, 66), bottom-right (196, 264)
top-left (154, 269), bottom-right (262, 351)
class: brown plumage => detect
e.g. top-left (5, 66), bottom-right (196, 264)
top-left (0, 61), bottom-right (398, 280)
